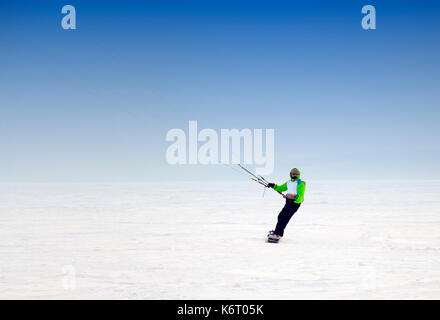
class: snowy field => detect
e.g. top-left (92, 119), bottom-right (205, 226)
top-left (1, 180), bottom-right (440, 299)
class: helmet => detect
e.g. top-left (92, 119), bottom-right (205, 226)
top-left (290, 168), bottom-right (300, 179)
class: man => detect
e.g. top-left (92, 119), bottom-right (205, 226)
top-left (266, 168), bottom-right (306, 242)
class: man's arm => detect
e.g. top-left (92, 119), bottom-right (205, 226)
top-left (273, 182), bottom-right (288, 192)
top-left (294, 181), bottom-right (306, 203)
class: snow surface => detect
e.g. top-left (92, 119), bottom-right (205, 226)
top-left (1, 180), bottom-right (440, 299)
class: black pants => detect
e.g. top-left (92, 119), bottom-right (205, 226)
top-left (274, 199), bottom-right (301, 237)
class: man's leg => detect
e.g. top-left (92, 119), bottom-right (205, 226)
top-left (274, 200), bottom-right (301, 237)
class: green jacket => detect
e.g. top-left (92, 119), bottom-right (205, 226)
top-left (274, 178), bottom-right (306, 203)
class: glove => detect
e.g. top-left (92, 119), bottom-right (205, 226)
top-left (267, 183), bottom-right (275, 189)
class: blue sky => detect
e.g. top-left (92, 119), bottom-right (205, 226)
top-left (1, 0), bottom-right (439, 182)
